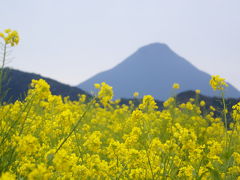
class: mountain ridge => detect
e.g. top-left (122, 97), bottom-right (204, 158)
top-left (79, 43), bottom-right (240, 100)
top-left (2, 68), bottom-right (91, 102)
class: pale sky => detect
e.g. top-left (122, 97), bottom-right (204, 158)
top-left (1, 0), bottom-right (240, 89)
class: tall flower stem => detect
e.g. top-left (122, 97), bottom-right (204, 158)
top-left (0, 42), bottom-right (7, 102)
top-left (221, 91), bottom-right (228, 148)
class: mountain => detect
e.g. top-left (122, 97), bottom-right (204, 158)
top-left (2, 68), bottom-right (90, 102)
top-left (78, 43), bottom-right (240, 100)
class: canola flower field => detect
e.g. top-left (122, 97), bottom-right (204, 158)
top-left (0, 77), bottom-right (240, 180)
top-left (1, 30), bottom-right (240, 179)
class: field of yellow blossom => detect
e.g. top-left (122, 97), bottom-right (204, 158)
top-left (0, 76), bottom-right (240, 179)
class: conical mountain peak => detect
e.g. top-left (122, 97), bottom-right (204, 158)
top-left (136, 43), bottom-right (174, 60)
top-left (138, 42), bottom-right (171, 52)
top-left (79, 43), bottom-right (239, 100)
top-left (116, 42), bottom-right (184, 69)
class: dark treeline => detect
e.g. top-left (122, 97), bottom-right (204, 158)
top-left (2, 68), bottom-right (91, 102)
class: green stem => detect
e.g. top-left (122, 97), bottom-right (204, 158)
top-left (0, 43), bottom-right (7, 100)
top-left (221, 91), bottom-right (228, 148)
top-left (145, 148), bottom-right (155, 180)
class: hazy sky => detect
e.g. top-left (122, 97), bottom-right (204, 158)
top-left (1, 0), bottom-right (240, 89)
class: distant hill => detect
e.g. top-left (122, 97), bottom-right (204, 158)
top-left (2, 68), bottom-right (90, 102)
top-left (78, 43), bottom-right (240, 100)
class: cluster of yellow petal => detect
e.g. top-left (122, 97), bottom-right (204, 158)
top-left (210, 75), bottom-right (228, 91)
top-left (232, 102), bottom-right (240, 122)
top-left (95, 82), bottom-right (113, 107)
top-left (172, 83), bottom-right (180, 89)
top-left (0, 77), bottom-right (240, 179)
top-left (0, 29), bottom-right (19, 46)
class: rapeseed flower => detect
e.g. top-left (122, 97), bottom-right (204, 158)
top-left (0, 29), bottom-right (19, 46)
top-left (210, 75), bottom-right (228, 91)
top-left (195, 89), bottom-right (201, 94)
top-left (172, 83), bottom-right (180, 89)
top-left (133, 92), bottom-right (139, 98)
top-left (0, 172), bottom-right (15, 180)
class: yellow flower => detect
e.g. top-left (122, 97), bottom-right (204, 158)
top-left (200, 100), bottom-right (206, 107)
top-left (178, 165), bottom-right (194, 177)
top-left (172, 83), bottom-right (180, 89)
top-left (124, 127), bottom-right (142, 146)
top-left (232, 102), bottom-right (240, 122)
top-left (94, 83), bottom-right (100, 89)
top-left (228, 166), bottom-right (240, 174)
top-left (0, 32), bottom-right (5, 38)
top-left (209, 75), bottom-right (228, 91)
top-left (15, 135), bottom-right (40, 155)
top-left (195, 89), bottom-right (201, 94)
top-left (4, 29), bottom-right (11, 33)
top-left (210, 106), bottom-right (216, 111)
top-left (0, 29), bottom-right (19, 46)
top-left (28, 164), bottom-right (51, 180)
top-left (0, 172), bottom-right (16, 180)
top-left (163, 97), bottom-right (175, 108)
top-left (139, 95), bottom-right (157, 111)
top-left (83, 131), bottom-right (102, 152)
top-left (233, 152), bottom-right (240, 164)
top-left (53, 149), bottom-right (78, 172)
top-left (97, 82), bottom-right (113, 106)
top-left (133, 92), bottom-right (139, 98)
